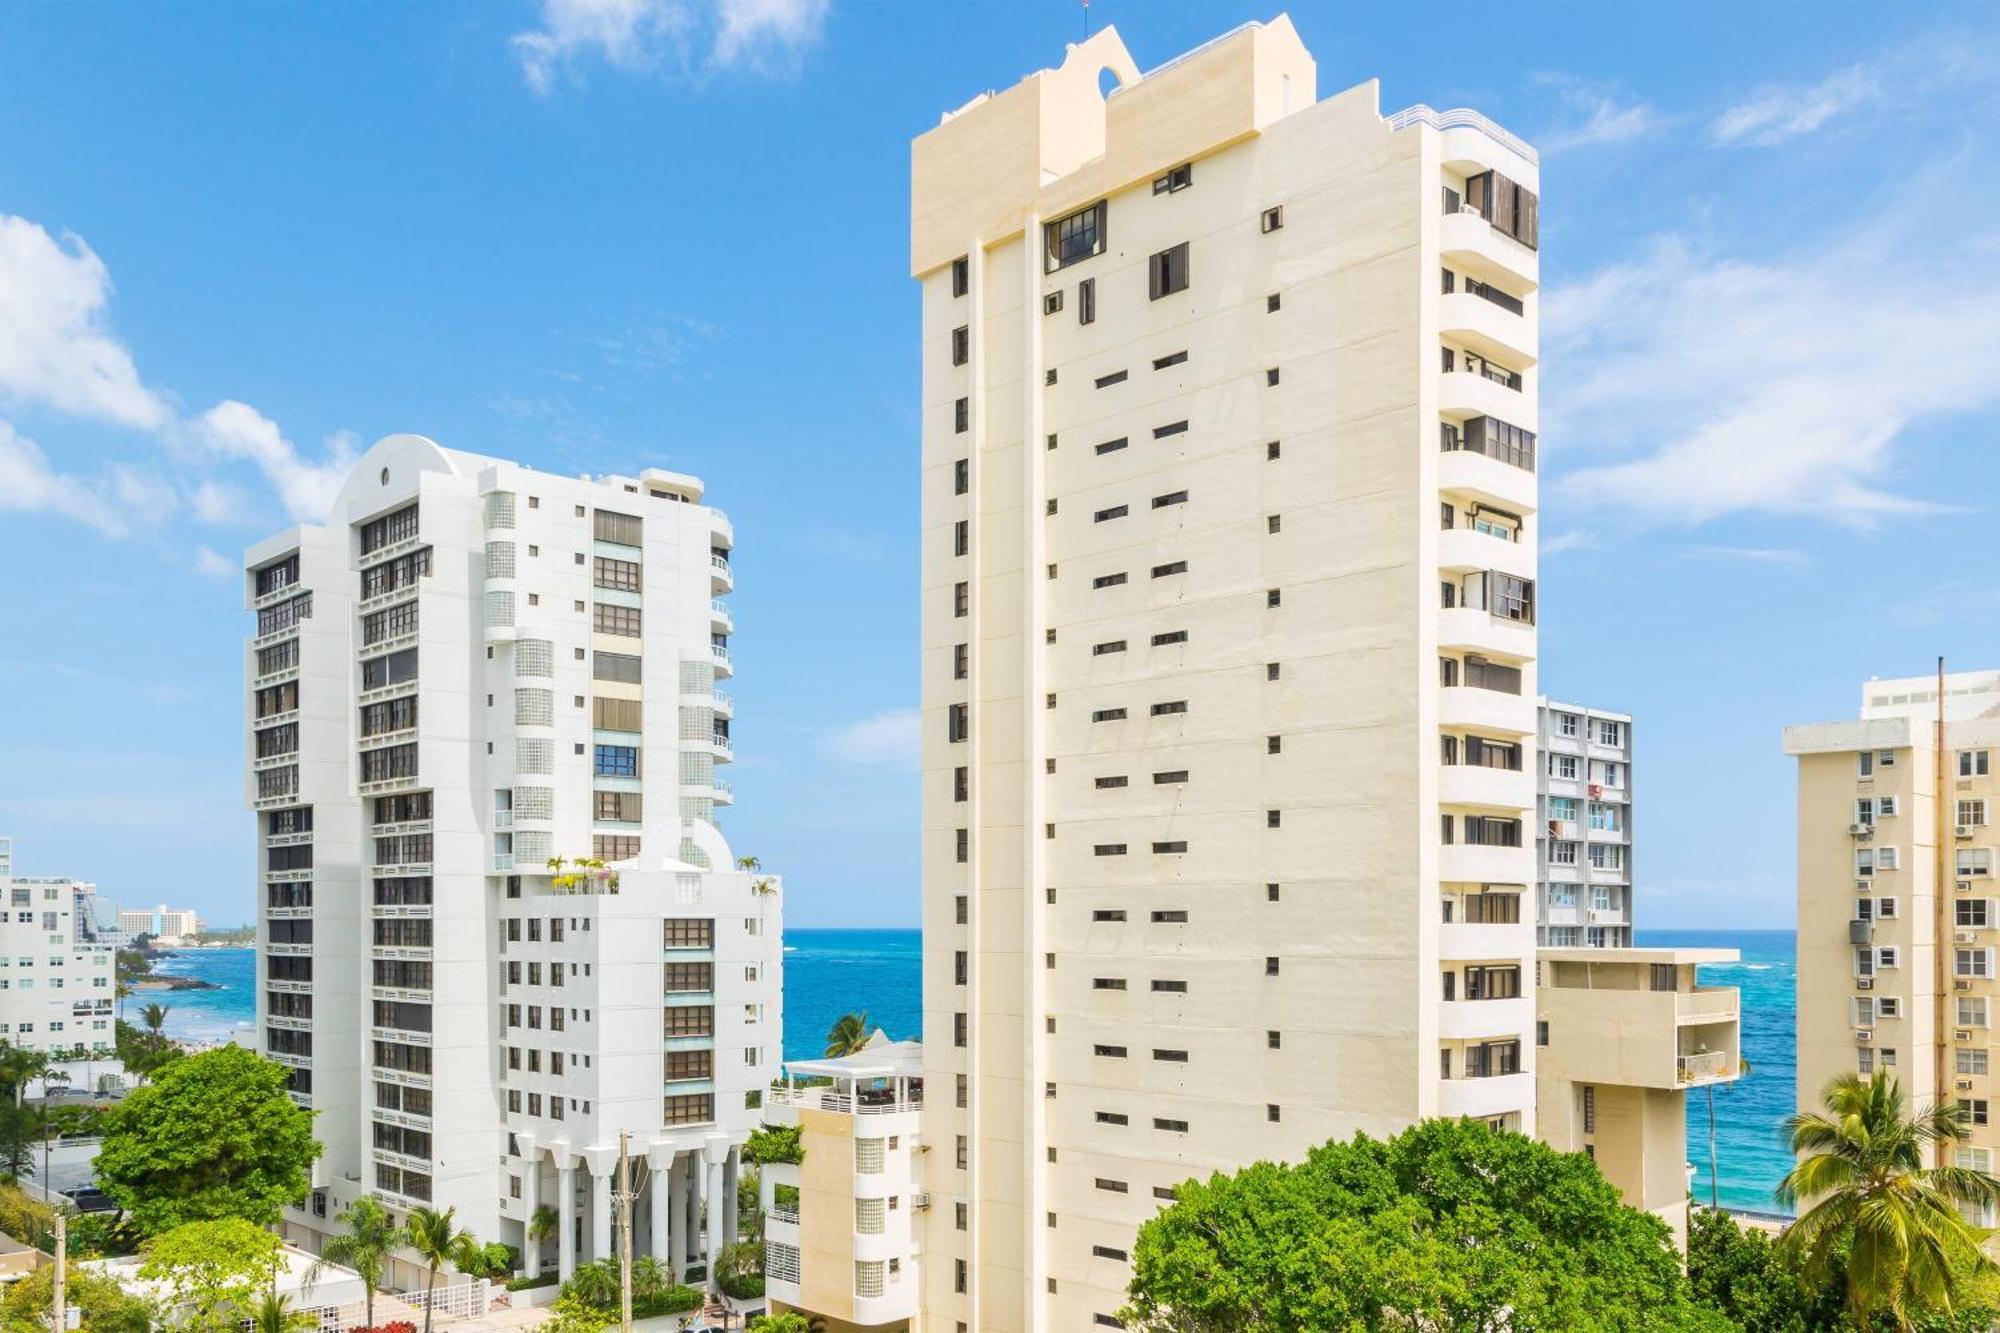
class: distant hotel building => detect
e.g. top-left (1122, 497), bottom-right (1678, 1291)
top-left (244, 435), bottom-right (782, 1287)
top-left (117, 904), bottom-right (203, 944)
top-left (1536, 699), bottom-right (1633, 947)
top-left (1786, 667), bottom-right (2000, 1198)
top-left (0, 837), bottom-right (117, 1056)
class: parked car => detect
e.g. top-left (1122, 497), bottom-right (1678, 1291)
top-left (60, 1187), bottom-right (115, 1213)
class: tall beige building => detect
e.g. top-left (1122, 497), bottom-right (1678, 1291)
top-left (914, 20), bottom-right (1544, 1329)
top-left (1786, 668), bottom-right (2000, 1190)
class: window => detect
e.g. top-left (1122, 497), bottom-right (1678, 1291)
top-left (1261, 205), bottom-right (1284, 232)
top-left (1095, 369), bottom-right (1127, 389)
top-left (1094, 505), bottom-right (1128, 523)
top-left (1153, 420), bottom-right (1189, 439)
top-left (954, 459), bottom-right (969, 495)
top-left (1151, 490), bottom-right (1188, 509)
top-left (954, 397), bottom-right (969, 433)
top-left (951, 256), bottom-right (969, 297)
top-left (593, 604), bottom-right (641, 637)
top-left (1960, 1048), bottom-right (1990, 1076)
top-left (1958, 948), bottom-right (1994, 979)
top-left (593, 556), bottom-right (641, 592)
top-left (1045, 201), bottom-right (1107, 271)
top-left (1152, 351), bottom-right (1188, 371)
top-left (1153, 163), bottom-right (1192, 194)
top-left (1153, 770), bottom-right (1188, 784)
top-left (954, 581), bottom-right (969, 616)
top-left (1148, 243), bottom-right (1190, 299)
top-left (1960, 996), bottom-right (1989, 1028)
top-left (1963, 800), bottom-right (1989, 828)
top-left (1961, 900), bottom-right (1991, 929)
top-left (1094, 436), bottom-right (1128, 456)
top-left (1092, 573), bottom-right (1128, 589)
top-left (1151, 700), bottom-right (1187, 717)
top-left (1152, 561), bottom-right (1188, 578)
top-left (1043, 290), bottom-right (1064, 315)
top-left (951, 326), bottom-right (969, 366)
top-left (1153, 630), bottom-right (1188, 646)
top-left (594, 746), bottom-right (639, 777)
top-left (1966, 751), bottom-right (1992, 778)
top-left (1267, 292), bottom-right (1281, 312)
top-left (1079, 277), bottom-right (1096, 325)
top-left (1092, 708), bottom-right (1126, 723)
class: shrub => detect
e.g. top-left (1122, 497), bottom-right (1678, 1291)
top-left (630, 1286), bottom-right (702, 1318)
top-left (718, 1272), bottom-right (766, 1300)
top-left (349, 1323), bottom-right (417, 1333)
top-left (505, 1273), bottom-right (558, 1293)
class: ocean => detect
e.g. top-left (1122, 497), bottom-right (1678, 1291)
top-left (170, 925), bottom-right (1795, 1213)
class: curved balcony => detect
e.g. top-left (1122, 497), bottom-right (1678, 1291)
top-left (711, 643), bottom-right (734, 679)
top-left (1437, 528), bottom-right (1533, 579)
top-left (710, 554), bottom-right (733, 594)
top-left (1437, 444), bottom-right (1536, 515)
top-left (1441, 208), bottom-right (1539, 291)
top-left (1440, 368), bottom-right (1531, 424)
top-left (1439, 919), bottom-right (1535, 959)
top-left (1438, 842), bottom-right (1531, 886)
top-left (1441, 291), bottom-right (1535, 366)
top-left (1438, 763), bottom-right (1533, 812)
top-left (710, 599), bottom-right (733, 633)
top-left (1437, 606), bottom-right (1535, 660)
top-left (1438, 686), bottom-right (1535, 736)
top-left (1438, 995), bottom-right (1534, 1041)
top-left (1437, 1070), bottom-right (1533, 1120)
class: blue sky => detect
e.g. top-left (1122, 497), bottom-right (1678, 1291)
top-left (2, 1), bottom-right (1998, 930)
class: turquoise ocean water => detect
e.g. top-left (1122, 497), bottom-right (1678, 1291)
top-left (179, 926), bottom-right (1794, 1212)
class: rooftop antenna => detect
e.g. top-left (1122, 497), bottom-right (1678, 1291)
top-left (1082, 0), bottom-right (1090, 38)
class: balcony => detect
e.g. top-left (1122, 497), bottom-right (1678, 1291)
top-left (711, 599), bottom-right (733, 632)
top-left (710, 554), bottom-right (733, 594)
top-left (1437, 439), bottom-right (1536, 514)
top-left (1440, 919), bottom-right (1533, 957)
top-left (1437, 528), bottom-right (1532, 580)
top-left (1439, 995), bottom-right (1533, 1040)
top-left (1438, 685), bottom-right (1535, 736)
top-left (1441, 291), bottom-right (1534, 366)
top-left (1437, 606), bottom-right (1535, 660)
top-left (711, 644), bottom-right (733, 678)
top-left (1438, 841), bottom-right (1530, 886)
top-left (1538, 947), bottom-right (1742, 1091)
top-left (712, 732), bottom-right (734, 760)
top-left (1439, 368), bottom-right (1527, 425)
top-left (711, 690), bottom-right (733, 718)
top-left (1438, 763), bottom-right (1532, 811)
top-left (1440, 207), bottom-right (1539, 291)
top-left (1437, 1070), bottom-right (1533, 1120)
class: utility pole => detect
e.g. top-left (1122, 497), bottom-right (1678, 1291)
top-left (51, 1211), bottom-right (65, 1333)
top-left (616, 1133), bottom-right (634, 1333)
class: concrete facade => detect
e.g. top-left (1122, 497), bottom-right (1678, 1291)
top-left (0, 836), bottom-right (118, 1056)
top-left (244, 435), bottom-right (782, 1286)
top-left (1536, 699), bottom-right (1633, 947)
top-left (913, 21), bottom-right (1542, 1329)
top-left (1786, 668), bottom-right (2000, 1199)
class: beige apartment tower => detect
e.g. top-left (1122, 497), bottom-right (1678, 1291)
top-left (1787, 668), bottom-right (2000, 1196)
top-left (915, 19), bottom-right (1544, 1329)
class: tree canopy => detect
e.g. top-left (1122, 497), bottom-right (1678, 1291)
top-left (1123, 1118), bottom-right (1730, 1332)
top-left (95, 1045), bottom-right (319, 1235)
top-left (139, 1218), bottom-right (283, 1332)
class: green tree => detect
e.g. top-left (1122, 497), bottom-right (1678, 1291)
top-left (526, 1203), bottom-right (558, 1272)
top-left (0, 1261), bottom-right (154, 1333)
top-left (141, 1002), bottom-right (170, 1037)
top-left (0, 1045), bottom-right (50, 1109)
top-left (95, 1044), bottom-right (320, 1236)
top-left (561, 1257), bottom-right (621, 1309)
top-left (404, 1204), bottom-right (475, 1333)
top-left (313, 1196), bottom-right (398, 1329)
top-left (0, 1103), bottom-right (38, 1181)
top-left (138, 1218), bottom-right (282, 1332)
top-left (1122, 1118), bottom-right (1730, 1332)
top-left (1686, 1206), bottom-right (1830, 1332)
top-left (1779, 1070), bottom-right (2000, 1330)
top-left (823, 1012), bottom-right (869, 1058)
top-left (540, 1293), bottom-right (609, 1333)
top-left (741, 1123), bottom-right (803, 1166)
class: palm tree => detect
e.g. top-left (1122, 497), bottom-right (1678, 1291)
top-left (404, 1205), bottom-right (475, 1333)
top-left (140, 1003), bottom-right (169, 1037)
top-left (0, 1045), bottom-right (50, 1108)
top-left (1778, 1070), bottom-right (2000, 1329)
top-left (736, 855), bottom-right (761, 871)
top-left (252, 1292), bottom-right (310, 1333)
top-left (525, 1203), bottom-right (558, 1276)
top-left (564, 1256), bottom-right (620, 1307)
top-left (314, 1196), bottom-right (397, 1329)
top-left (824, 1012), bottom-right (870, 1058)
top-left (1703, 1055), bottom-right (1752, 1210)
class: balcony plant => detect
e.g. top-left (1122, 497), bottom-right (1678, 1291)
top-left (742, 1123), bottom-right (803, 1166)
top-left (546, 856), bottom-right (618, 894)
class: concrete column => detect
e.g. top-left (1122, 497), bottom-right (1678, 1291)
top-left (670, 1154), bottom-right (690, 1281)
top-left (649, 1164), bottom-right (670, 1264)
top-left (704, 1154), bottom-right (724, 1278)
top-left (590, 1163), bottom-right (613, 1262)
top-left (687, 1152), bottom-right (704, 1269)
top-left (523, 1158), bottom-right (542, 1275)
top-left (722, 1147), bottom-right (739, 1244)
top-left (557, 1162), bottom-right (576, 1281)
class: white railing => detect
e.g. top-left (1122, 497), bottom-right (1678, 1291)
top-left (1385, 104), bottom-right (1539, 164)
top-left (1678, 1050), bottom-right (1730, 1083)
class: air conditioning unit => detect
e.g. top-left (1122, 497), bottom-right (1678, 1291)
top-left (1960, 826), bottom-right (1976, 839)
top-left (1958, 1030), bottom-right (1974, 1042)
top-left (1960, 931), bottom-right (1979, 944)
top-left (1960, 1079), bottom-right (1978, 1091)
top-left (911, 1192), bottom-right (931, 1210)
top-left (1849, 822), bottom-right (1871, 836)
top-left (1854, 1029), bottom-right (1872, 1042)
top-left (1962, 881), bottom-right (1978, 892)
top-left (1958, 979), bottom-right (1975, 991)
top-left (1856, 978), bottom-right (1874, 990)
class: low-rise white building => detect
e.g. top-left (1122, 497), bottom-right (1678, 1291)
top-left (0, 836), bottom-right (118, 1056)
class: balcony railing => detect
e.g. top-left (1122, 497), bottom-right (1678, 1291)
top-left (1465, 279), bottom-right (1524, 316)
top-left (1678, 1050), bottom-right (1730, 1083)
top-left (1441, 419), bottom-right (1536, 474)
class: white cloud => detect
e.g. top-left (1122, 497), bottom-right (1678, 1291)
top-left (183, 404), bottom-right (358, 524)
top-left (1545, 176), bottom-right (2000, 526)
top-left (192, 546), bottom-right (236, 578)
top-left (0, 217), bottom-right (171, 431)
top-left (1712, 65), bottom-right (1877, 146)
top-left (1540, 530), bottom-right (1598, 557)
top-left (0, 421), bottom-right (129, 536)
top-left (186, 477), bottom-right (251, 525)
top-left (513, 0), bottom-right (828, 93)
top-left (823, 709), bottom-right (919, 769)
top-left (1534, 74), bottom-right (1661, 152)
top-left (1683, 545), bottom-right (1809, 568)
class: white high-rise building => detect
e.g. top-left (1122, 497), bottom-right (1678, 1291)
top-left (0, 837), bottom-right (118, 1056)
top-left (1535, 699), bottom-right (1633, 947)
top-left (912, 21), bottom-right (1541, 1329)
top-left (244, 434), bottom-right (782, 1287)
